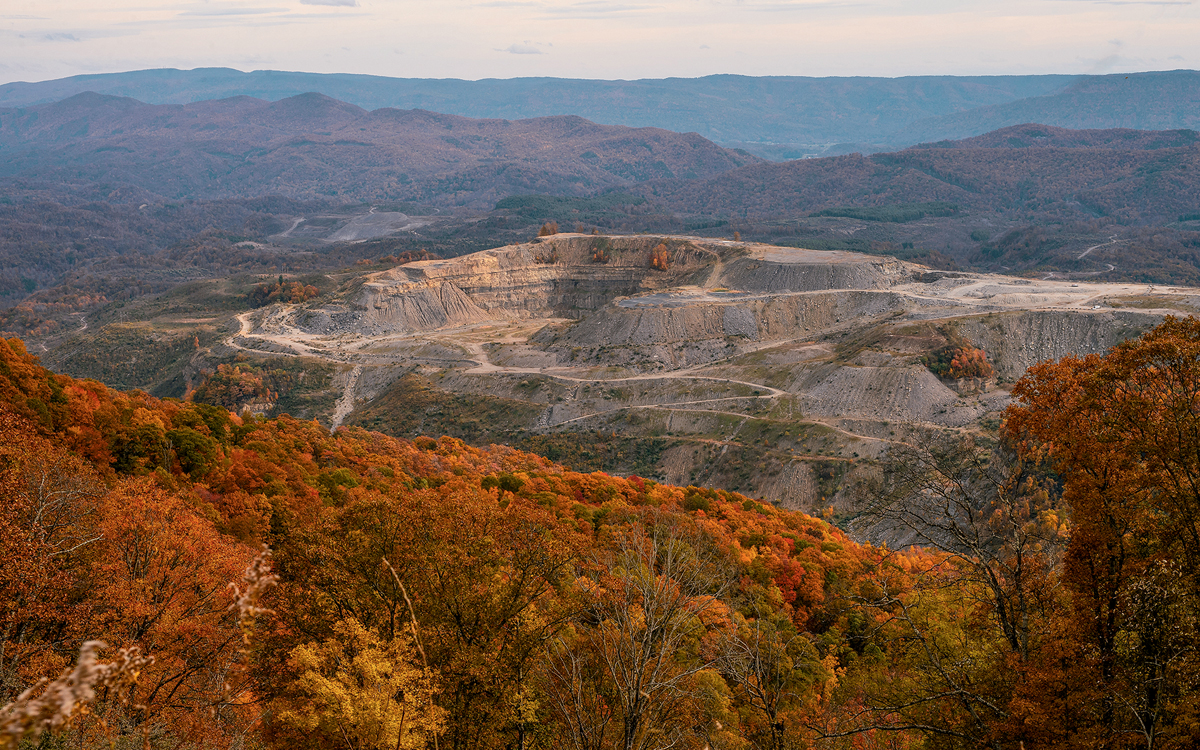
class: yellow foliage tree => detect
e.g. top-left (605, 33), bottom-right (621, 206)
top-left (274, 618), bottom-right (444, 750)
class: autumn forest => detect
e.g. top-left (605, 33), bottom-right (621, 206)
top-left (0, 309), bottom-right (1197, 750)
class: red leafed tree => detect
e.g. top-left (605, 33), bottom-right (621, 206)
top-left (91, 478), bottom-right (254, 745)
top-left (949, 346), bottom-right (993, 379)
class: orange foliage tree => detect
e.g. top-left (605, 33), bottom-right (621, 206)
top-left (649, 243), bottom-right (671, 271)
top-left (247, 278), bottom-right (319, 308)
top-left (1006, 315), bottom-right (1200, 750)
top-left (191, 364), bottom-right (273, 411)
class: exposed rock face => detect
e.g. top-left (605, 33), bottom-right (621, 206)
top-left (718, 252), bottom-right (908, 292)
top-left (361, 281), bottom-right (493, 332)
top-left (320, 235), bottom-right (920, 339)
top-left (549, 291), bottom-right (909, 352)
top-left (335, 235), bottom-right (727, 335)
top-left (955, 310), bottom-right (1155, 378)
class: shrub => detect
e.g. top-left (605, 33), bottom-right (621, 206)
top-left (191, 364), bottom-right (272, 410)
top-left (923, 342), bottom-right (994, 379)
top-left (247, 278), bottom-right (319, 308)
top-left (650, 243), bottom-right (671, 271)
top-left (592, 237), bottom-right (612, 264)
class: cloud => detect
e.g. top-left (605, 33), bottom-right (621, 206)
top-left (1083, 38), bottom-right (1129, 74)
top-left (519, 1), bottom-right (657, 19)
top-left (300, 0), bottom-right (359, 6)
top-left (8, 27), bottom-right (139, 43)
top-left (8, 30), bottom-right (82, 42)
top-left (500, 43), bottom-right (545, 54)
top-left (1086, 53), bottom-right (1124, 72)
top-left (1060, 0), bottom-right (1192, 3)
top-left (179, 6), bottom-right (289, 16)
top-left (476, 0), bottom-right (857, 20)
top-left (735, 1), bottom-right (869, 12)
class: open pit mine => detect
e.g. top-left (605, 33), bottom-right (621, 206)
top-left (229, 233), bottom-right (1197, 525)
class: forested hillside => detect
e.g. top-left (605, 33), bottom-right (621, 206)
top-left (2, 315), bottom-right (1200, 749)
top-left (644, 128), bottom-right (1200, 225)
top-left (0, 91), bottom-right (751, 310)
top-left (0, 93), bottom-right (755, 206)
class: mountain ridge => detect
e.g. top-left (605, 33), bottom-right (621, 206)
top-left (6, 67), bottom-right (1198, 157)
top-left (0, 91), bottom-right (757, 207)
top-left (635, 130), bottom-right (1200, 226)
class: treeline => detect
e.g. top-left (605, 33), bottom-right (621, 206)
top-left (2, 318), bottom-right (1200, 749)
top-left (811, 201), bottom-right (959, 223)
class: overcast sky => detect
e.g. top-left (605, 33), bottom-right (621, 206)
top-left (0, 1), bottom-right (1196, 85)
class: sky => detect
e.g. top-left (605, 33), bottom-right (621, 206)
top-left (0, 0), bottom-right (1197, 85)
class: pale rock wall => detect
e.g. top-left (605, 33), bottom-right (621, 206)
top-left (956, 310), bottom-right (1161, 379)
top-left (554, 291), bottom-right (909, 351)
top-left (718, 254), bottom-right (908, 292)
top-left (326, 235), bottom-right (912, 337)
top-left (347, 235), bottom-right (716, 333)
top-left (791, 363), bottom-right (965, 425)
top-left (358, 281), bottom-right (493, 333)
top-left (755, 461), bottom-right (821, 511)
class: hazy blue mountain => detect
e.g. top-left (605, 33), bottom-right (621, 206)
top-left (0, 68), bottom-right (1076, 154)
top-left (3, 69), bottom-right (1198, 158)
top-left (894, 70), bottom-right (1200, 144)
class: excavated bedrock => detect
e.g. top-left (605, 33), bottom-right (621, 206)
top-left (548, 291), bottom-right (910, 351)
top-left (307, 235), bottom-right (917, 338)
top-left (329, 235), bottom-right (740, 335)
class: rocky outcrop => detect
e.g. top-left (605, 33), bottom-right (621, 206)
top-left (360, 281), bottom-right (494, 332)
top-left (304, 235), bottom-right (919, 337)
top-left (341, 235), bottom-right (721, 334)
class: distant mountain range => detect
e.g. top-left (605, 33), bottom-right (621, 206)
top-left (2, 88), bottom-right (1196, 230)
top-left (2, 68), bottom-right (1198, 158)
top-left (641, 123), bottom-right (1200, 226)
top-left (0, 92), bottom-right (756, 206)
